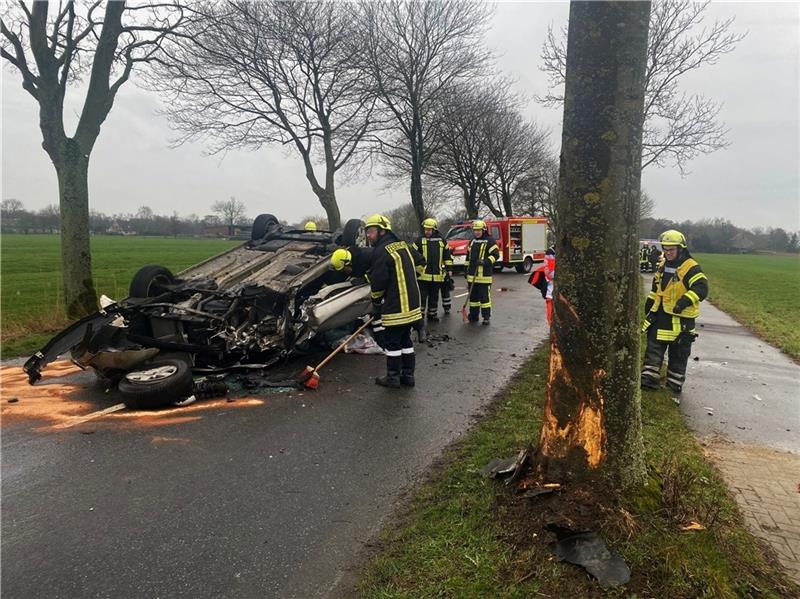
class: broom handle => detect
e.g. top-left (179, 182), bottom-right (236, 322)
top-left (314, 317), bottom-right (374, 372)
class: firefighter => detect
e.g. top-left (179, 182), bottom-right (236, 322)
top-left (364, 214), bottom-right (424, 388)
top-left (649, 244), bottom-right (662, 272)
top-left (413, 217), bottom-right (453, 321)
top-left (304, 221), bottom-right (317, 232)
top-left (641, 230), bottom-right (709, 395)
top-left (465, 220), bottom-right (500, 325)
top-left (639, 244), bottom-right (650, 272)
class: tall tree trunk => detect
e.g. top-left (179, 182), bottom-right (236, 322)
top-left (319, 188), bottom-right (341, 231)
top-left (409, 157), bottom-right (425, 224)
top-left (536, 1), bottom-right (650, 488)
top-left (54, 138), bottom-right (97, 319)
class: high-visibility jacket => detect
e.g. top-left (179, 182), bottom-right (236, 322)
top-left (645, 254), bottom-right (708, 342)
top-left (413, 233), bottom-right (453, 282)
top-left (640, 246), bottom-right (649, 265)
top-left (368, 231), bottom-right (424, 327)
top-left (465, 236), bottom-right (500, 284)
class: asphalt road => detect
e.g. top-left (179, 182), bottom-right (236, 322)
top-left (1, 272), bottom-right (548, 599)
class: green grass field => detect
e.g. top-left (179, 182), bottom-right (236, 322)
top-left (1, 234), bottom-right (239, 357)
top-left (695, 253), bottom-right (800, 360)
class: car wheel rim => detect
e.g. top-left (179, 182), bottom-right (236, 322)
top-left (126, 365), bottom-right (178, 383)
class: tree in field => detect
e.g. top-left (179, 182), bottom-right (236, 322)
top-left (212, 196), bottom-right (246, 236)
top-left (153, 0), bottom-right (374, 231)
top-left (539, 0), bottom-right (744, 175)
top-left (360, 0), bottom-right (493, 225)
top-left (535, 1), bottom-right (651, 487)
top-left (1, 1), bottom-right (189, 318)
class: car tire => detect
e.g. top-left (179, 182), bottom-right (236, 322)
top-left (252, 213), bottom-right (279, 241)
top-left (340, 219), bottom-right (364, 247)
top-left (129, 265), bottom-right (175, 298)
top-left (118, 358), bottom-right (193, 409)
top-left (515, 257), bottom-right (534, 274)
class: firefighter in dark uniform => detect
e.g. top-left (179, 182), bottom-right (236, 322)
top-left (641, 230), bottom-right (709, 395)
top-left (413, 217), bottom-right (453, 321)
top-left (364, 214), bottom-right (424, 388)
top-left (465, 220), bottom-right (500, 325)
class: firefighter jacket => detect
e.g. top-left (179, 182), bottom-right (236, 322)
top-left (640, 246), bottom-right (649, 264)
top-left (644, 252), bottom-right (708, 342)
top-left (465, 236), bottom-right (500, 284)
top-left (369, 231), bottom-right (424, 327)
top-left (413, 232), bottom-right (453, 283)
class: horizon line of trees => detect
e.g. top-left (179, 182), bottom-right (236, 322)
top-left (4, 197), bottom-right (796, 255)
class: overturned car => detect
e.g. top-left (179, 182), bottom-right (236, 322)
top-left (23, 215), bottom-right (371, 407)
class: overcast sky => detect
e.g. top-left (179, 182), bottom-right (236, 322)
top-left (2, 1), bottom-right (798, 230)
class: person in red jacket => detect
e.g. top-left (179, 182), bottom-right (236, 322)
top-left (543, 246), bottom-right (556, 324)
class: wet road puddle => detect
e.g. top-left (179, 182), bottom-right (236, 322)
top-left (1, 361), bottom-right (266, 432)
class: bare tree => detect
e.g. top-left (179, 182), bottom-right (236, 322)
top-left (1, 198), bottom-right (25, 215)
top-left (153, 0), bottom-right (374, 230)
top-left (535, 2), bottom-right (651, 487)
top-left (539, 0), bottom-right (744, 175)
top-left (2, 1), bottom-right (189, 317)
top-left (212, 196), bottom-right (246, 236)
top-left (360, 0), bottom-right (493, 225)
top-left (38, 204), bottom-right (61, 233)
top-left (483, 112), bottom-right (550, 217)
top-left (513, 156), bottom-right (560, 232)
top-left (427, 84), bottom-right (498, 219)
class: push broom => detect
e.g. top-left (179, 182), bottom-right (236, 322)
top-left (297, 316), bottom-right (374, 389)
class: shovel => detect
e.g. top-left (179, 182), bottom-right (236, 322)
top-left (461, 280), bottom-right (475, 323)
top-left (298, 317), bottom-right (374, 389)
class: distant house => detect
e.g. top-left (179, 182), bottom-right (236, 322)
top-left (106, 220), bottom-right (134, 236)
top-left (729, 232), bottom-right (754, 253)
top-left (203, 225), bottom-right (243, 238)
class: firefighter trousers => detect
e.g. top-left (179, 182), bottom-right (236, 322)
top-left (382, 324), bottom-right (415, 377)
top-left (641, 327), bottom-right (694, 392)
top-left (418, 280), bottom-right (444, 317)
top-left (468, 282), bottom-right (491, 321)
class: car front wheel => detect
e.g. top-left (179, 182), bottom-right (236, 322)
top-left (118, 358), bottom-right (193, 409)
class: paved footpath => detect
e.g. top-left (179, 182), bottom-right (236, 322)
top-left (677, 300), bottom-right (800, 582)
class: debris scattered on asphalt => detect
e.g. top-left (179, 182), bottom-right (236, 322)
top-left (479, 447), bottom-right (531, 486)
top-left (672, 397), bottom-right (681, 405)
top-left (737, 426), bottom-right (747, 430)
top-left (680, 521), bottom-right (706, 532)
top-left (173, 395), bottom-right (197, 407)
top-left (693, 356), bottom-right (700, 361)
top-left (752, 394), bottom-right (763, 402)
top-left (80, 430), bottom-right (95, 435)
top-left (703, 406), bottom-right (714, 415)
top-left (7, 397), bottom-right (19, 403)
top-left (547, 524), bottom-right (631, 588)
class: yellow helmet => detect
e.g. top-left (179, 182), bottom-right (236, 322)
top-left (365, 214), bottom-right (391, 231)
top-left (422, 217), bottom-right (437, 230)
top-left (659, 229), bottom-right (687, 248)
top-left (330, 248), bottom-right (352, 271)
top-left (472, 220), bottom-right (487, 231)
top-left (304, 221), bottom-right (317, 232)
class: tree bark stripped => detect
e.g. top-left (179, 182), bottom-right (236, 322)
top-left (536, 1), bottom-right (651, 488)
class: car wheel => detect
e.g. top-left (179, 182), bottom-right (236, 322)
top-left (129, 265), bottom-right (175, 298)
top-left (252, 213), bottom-right (279, 241)
top-left (118, 358), bottom-right (193, 409)
top-left (340, 218), bottom-right (365, 247)
top-left (515, 257), bottom-right (534, 274)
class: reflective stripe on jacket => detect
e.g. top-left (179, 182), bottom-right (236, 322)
top-left (369, 232), bottom-right (424, 327)
top-left (465, 237), bottom-right (500, 284)
top-left (645, 256), bottom-right (708, 342)
top-left (413, 234), bottom-right (453, 282)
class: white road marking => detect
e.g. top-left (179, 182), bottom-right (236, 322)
top-left (52, 403), bottom-right (127, 429)
top-left (454, 292), bottom-right (468, 298)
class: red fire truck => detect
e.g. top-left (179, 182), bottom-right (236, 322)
top-left (445, 216), bottom-right (549, 273)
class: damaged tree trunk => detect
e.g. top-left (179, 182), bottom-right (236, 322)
top-left (536, 1), bottom-right (651, 488)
